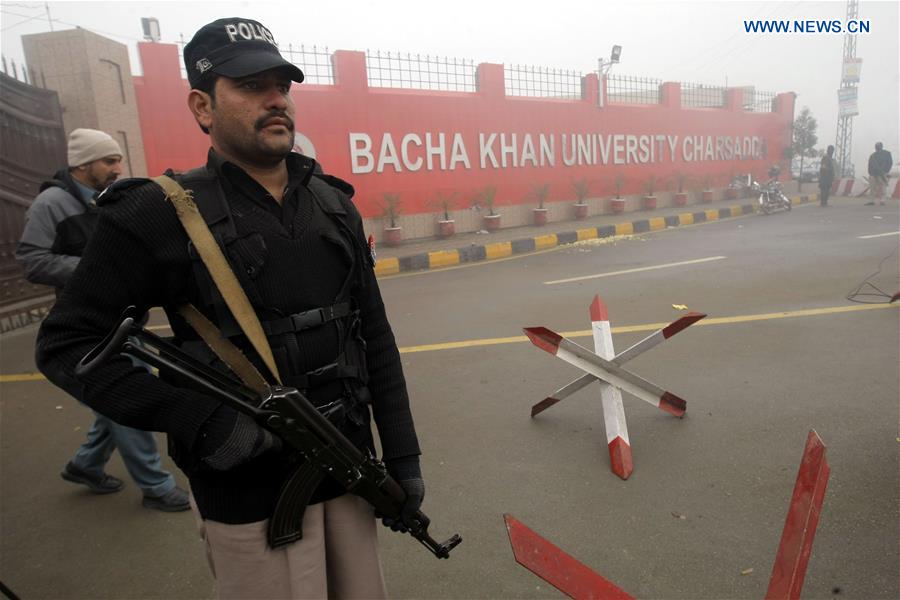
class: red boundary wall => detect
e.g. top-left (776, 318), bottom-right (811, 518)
top-left (134, 42), bottom-right (795, 218)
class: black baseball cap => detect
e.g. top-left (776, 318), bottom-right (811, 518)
top-left (184, 18), bottom-right (304, 88)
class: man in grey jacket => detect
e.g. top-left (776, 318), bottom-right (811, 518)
top-left (16, 128), bottom-right (190, 511)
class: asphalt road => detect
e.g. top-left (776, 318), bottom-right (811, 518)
top-left (2, 196), bottom-right (898, 599)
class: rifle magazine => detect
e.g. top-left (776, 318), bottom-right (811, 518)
top-left (267, 460), bottom-right (325, 548)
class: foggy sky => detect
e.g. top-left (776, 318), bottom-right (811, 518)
top-left (1, 0), bottom-right (897, 172)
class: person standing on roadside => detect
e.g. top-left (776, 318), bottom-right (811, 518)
top-left (34, 19), bottom-right (425, 599)
top-left (866, 142), bottom-right (893, 206)
top-left (818, 145), bottom-right (835, 207)
top-left (17, 128), bottom-right (190, 512)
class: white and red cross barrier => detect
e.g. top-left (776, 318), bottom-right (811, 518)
top-left (525, 295), bottom-right (705, 479)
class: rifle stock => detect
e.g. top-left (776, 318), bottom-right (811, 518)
top-left (76, 311), bottom-right (462, 559)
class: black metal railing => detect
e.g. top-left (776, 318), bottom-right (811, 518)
top-left (746, 90), bottom-right (776, 113)
top-left (174, 38), bottom-right (334, 85)
top-left (365, 50), bottom-right (476, 92)
top-left (283, 44), bottom-right (333, 85)
top-left (681, 82), bottom-right (726, 108)
top-left (605, 74), bottom-right (661, 105)
top-left (504, 64), bottom-right (582, 99)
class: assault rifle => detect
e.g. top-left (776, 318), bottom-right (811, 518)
top-left (76, 311), bottom-right (462, 559)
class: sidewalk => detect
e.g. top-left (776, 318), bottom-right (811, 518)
top-left (372, 192), bottom-right (816, 276)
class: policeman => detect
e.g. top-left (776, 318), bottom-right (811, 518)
top-left (36, 17), bottom-right (423, 599)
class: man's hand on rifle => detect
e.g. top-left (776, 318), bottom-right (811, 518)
top-left (199, 406), bottom-right (282, 471)
top-left (381, 456), bottom-right (425, 533)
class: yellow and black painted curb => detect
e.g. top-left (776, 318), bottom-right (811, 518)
top-left (374, 195), bottom-right (811, 276)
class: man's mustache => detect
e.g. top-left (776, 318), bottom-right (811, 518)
top-left (255, 112), bottom-right (295, 132)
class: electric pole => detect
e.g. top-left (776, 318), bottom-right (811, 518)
top-left (834, 0), bottom-right (860, 177)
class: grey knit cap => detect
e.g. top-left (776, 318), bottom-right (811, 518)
top-left (67, 128), bottom-right (122, 167)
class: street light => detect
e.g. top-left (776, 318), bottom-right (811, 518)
top-left (598, 44), bottom-right (622, 75)
top-left (598, 45), bottom-right (621, 107)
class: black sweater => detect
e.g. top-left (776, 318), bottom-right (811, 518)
top-left (35, 152), bottom-right (420, 524)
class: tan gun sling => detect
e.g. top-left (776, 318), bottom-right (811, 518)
top-left (153, 175), bottom-right (281, 392)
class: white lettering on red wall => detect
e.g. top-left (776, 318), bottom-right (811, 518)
top-left (350, 132), bottom-right (764, 174)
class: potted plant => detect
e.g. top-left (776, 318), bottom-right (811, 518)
top-left (610, 173), bottom-right (626, 214)
top-left (673, 172), bottom-right (690, 206)
top-left (379, 192), bottom-right (403, 247)
top-left (572, 178), bottom-right (591, 219)
top-left (642, 175), bottom-right (659, 210)
top-left (474, 185), bottom-right (501, 231)
top-left (430, 191), bottom-right (458, 238)
top-left (531, 183), bottom-right (550, 226)
top-left (701, 174), bottom-right (714, 203)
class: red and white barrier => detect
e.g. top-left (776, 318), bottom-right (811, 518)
top-left (504, 514), bottom-right (635, 600)
top-left (590, 297), bottom-right (633, 480)
top-left (525, 326), bottom-right (687, 416)
top-left (527, 297), bottom-right (704, 478)
top-left (831, 177), bottom-right (899, 198)
top-left (503, 431), bottom-right (831, 600)
top-left (766, 430), bottom-right (831, 600)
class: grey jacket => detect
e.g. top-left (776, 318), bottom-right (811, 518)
top-left (16, 170), bottom-right (98, 291)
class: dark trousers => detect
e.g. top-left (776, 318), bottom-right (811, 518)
top-left (819, 181), bottom-right (832, 206)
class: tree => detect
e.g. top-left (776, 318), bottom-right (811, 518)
top-left (790, 106), bottom-right (819, 192)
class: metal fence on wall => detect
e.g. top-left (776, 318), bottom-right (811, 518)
top-left (283, 44), bottom-right (333, 85)
top-left (746, 90), bottom-right (776, 113)
top-left (365, 50), bottom-right (476, 92)
top-left (169, 39), bottom-right (777, 113)
top-left (176, 38), bottom-right (335, 85)
top-left (681, 82), bottom-right (726, 108)
top-left (504, 64), bottom-right (583, 99)
top-left (605, 74), bottom-right (661, 105)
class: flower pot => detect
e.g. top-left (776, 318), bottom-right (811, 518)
top-left (383, 226), bottom-right (402, 247)
top-left (483, 213), bottom-right (502, 232)
top-left (437, 219), bottom-right (455, 239)
top-left (642, 195), bottom-right (657, 210)
top-left (574, 202), bottom-right (589, 219)
top-left (674, 192), bottom-right (688, 206)
top-left (702, 190), bottom-right (714, 203)
top-left (725, 188), bottom-right (739, 200)
top-left (610, 198), bottom-right (626, 214)
top-left (533, 207), bottom-right (548, 226)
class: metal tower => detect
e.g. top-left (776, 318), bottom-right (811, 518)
top-left (834, 0), bottom-right (860, 177)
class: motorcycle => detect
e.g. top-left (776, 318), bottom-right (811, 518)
top-left (751, 175), bottom-right (792, 214)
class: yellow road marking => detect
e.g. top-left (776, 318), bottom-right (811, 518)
top-left (0, 373), bottom-right (46, 382)
top-left (534, 234), bottom-right (558, 250)
top-left (377, 204), bottom-right (798, 280)
top-left (705, 209), bottom-right (719, 221)
top-left (615, 222), bottom-right (634, 235)
top-left (649, 217), bottom-right (666, 231)
top-left (485, 241), bottom-right (512, 259)
top-left (428, 250), bottom-right (460, 269)
top-left (576, 228), bottom-right (597, 241)
top-left (374, 257), bottom-right (400, 276)
top-left (397, 303), bottom-right (897, 353)
top-left (3, 303), bottom-right (894, 381)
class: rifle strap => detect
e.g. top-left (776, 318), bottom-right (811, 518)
top-left (176, 304), bottom-right (269, 394)
top-left (153, 174), bottom-right (282, 385)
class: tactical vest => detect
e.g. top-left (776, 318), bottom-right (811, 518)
top-left (169, 166), bottom-right (373, 429)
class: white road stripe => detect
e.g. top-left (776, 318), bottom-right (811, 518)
top-left (857, 232), bottom-right (900, 239)
top-left (543, 256), bottom-right (727, 285)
